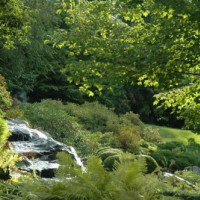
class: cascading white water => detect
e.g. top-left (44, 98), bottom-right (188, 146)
top-left (8, 119), bottom-right (86, 178)
top-left (68, 146), bottom-right (86, 172)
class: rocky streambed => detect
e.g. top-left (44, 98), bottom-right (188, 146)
top-left (7, 119), bottom-right (85, 178)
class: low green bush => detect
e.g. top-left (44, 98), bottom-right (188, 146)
top-left (0, 116), bottom-right (20, 179)
top-left (0, 74), bottom-right (12, 114)
top-left (20, 100), bottom-right (154, 155)
top-left (99, 132), bottom-right (115, 146)
top-left (65, 102), bottom-right (145, 134)
top-left (151, 141), bottom-right (200, 171)
top-left (20, 99), bottom-right (80, 140)
top-left (119, 111), bottom-right (144, 128)
top-left (65, 102), bottom-right (119, 133)
top-left (111, 126), bottom-right (141, 153)
top-left (6, 107), bottom-right (25, 120)
top-left (151, 149), bottom-right (200, 171)
top-left (157, 141), bottom-right (185, 151)
top-left (67, 131), bottom-right (102, 156)
top-left (141, 127), bottom-right (162, 144)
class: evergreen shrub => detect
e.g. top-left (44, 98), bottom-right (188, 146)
top-left (68, 131), bottom-right (102, 156)
top-left (151, 149), bottom-right (200, 171)
top-left (6, 107), bottom-right (25, 120)
top-left (20, 99), bottom-right (155, 155)
top-left (120, 111), bottom-right (144, 128)
top-left (141, 127), bottom-right (162, 144)
top-left (0, 116), bottom-right (19, 179)
top-left (151, 141), bottom-right (200, 171)
top-left (157, 141), bottom-right (184, 151)
top-left (65, 102), bottom-right (119, 133)
top-left (0, 74), bottom-right (12, 114)
top-left (112, 126), bottom-right (141, 153)
top-left (20, 99), bottom-right (80, 140)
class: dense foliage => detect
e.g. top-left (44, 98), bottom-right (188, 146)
top-left (0, 74), bottom-right (12, 114)
top-left (50, 0), bottom-right (199, 90)
top-left (0, 0), bottom-right (31, 48)
top-left (0, 76), bottom-right (19, 180)
top-left (0, 116), bottom-right (19, 179)
top-left (18, 153), bottom-right (161, 200)
top-left (1, 0), bottom-right (200, 199)
top-left (151, 140), bottom-right (200, 171)
top-left (19, 99), bottom-right (160, 156)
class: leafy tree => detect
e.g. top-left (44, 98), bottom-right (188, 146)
top-left (47, 0), bottom-right (200, 129)
top-left (0, 0), bottom-right (59, 93)
top-left (155, 84), bottom-right (200, 132)
top-left (49, 0), bottom-right (199, 91)
top-left (0, 0), bottom-right (85, 103)
top-left (0, 0), bottom-right (31, 48)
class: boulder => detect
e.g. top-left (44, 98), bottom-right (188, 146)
top-left (7, 119), bottom-right (85, 178)
top-left (185, 166), bottom-right (200, 175)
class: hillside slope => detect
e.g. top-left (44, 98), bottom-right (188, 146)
top-left (149, 125), bottom-right (200, 144)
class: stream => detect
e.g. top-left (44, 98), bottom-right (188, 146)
top-left (7, 119), bottom-right (85, 178)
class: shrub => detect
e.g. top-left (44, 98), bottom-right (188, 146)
top-left (0, 74), bottom-right (12, 114)
top-left (112, 126), bottom-right (141, 153)
top-left (151, 149), bottom-right (200, 171)
top-left (65, 102), bottom-right (149, 153)
top-left (120, 111), bottom-right (144, 128)
top-left (65, 102), bottom-right (119, 133)
top-left (67, 131), bottom-right (102, 156)
top-left (0, 116), bottom-right (19, 179)
top-left (99, 132), bottom-right (115, 146)
top-left (5, 107), bottom-right (25, 120)
top-left (141, 127), bottom-right (162, 144)
top-left (179, 104), bottom-right (200, 132)
top-left (20, 99), bottom-right (80, 140)
top-left (152, 141), bottom-right (200, 171)
top-left (157, 141), bottom-right (184, 151)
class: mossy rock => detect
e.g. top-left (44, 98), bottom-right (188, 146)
top-left (134, 155), bottom-right (160, 173)
top-left (97, 148), bottom-right (123, 161)
top-left (103, 154), bottom-right (120, 171)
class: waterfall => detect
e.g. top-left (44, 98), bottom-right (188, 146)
top-left (68, 146), bottom-right (86, 172)
top-left (7, 119), bottom-right (85, 178)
